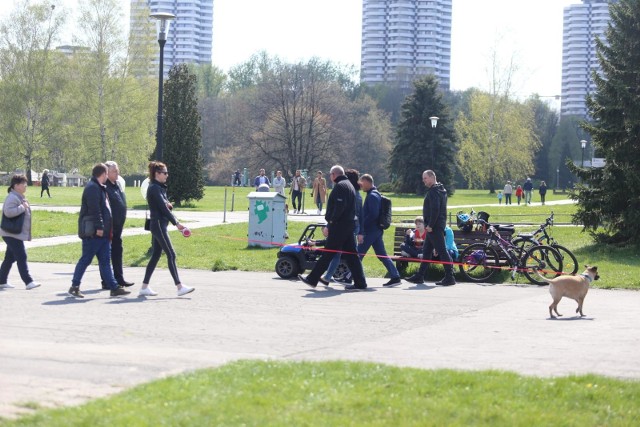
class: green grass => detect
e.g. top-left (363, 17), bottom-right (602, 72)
top-left (29, 211), bottom-right (144, 238)
top-left (4, 360), bottom-right (640, 426)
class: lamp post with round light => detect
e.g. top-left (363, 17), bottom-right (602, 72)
top-left (580, 140), bottom-right (587, 168)
top-left (428, 116), bottom-right (439, 168)
top-left (151, 12), bottom-right (175, 162)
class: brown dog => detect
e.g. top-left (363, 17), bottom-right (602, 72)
top-left (537, 265), bottom-right (599, 318)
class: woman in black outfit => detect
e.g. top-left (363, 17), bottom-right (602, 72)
top-left (139, 161), bottom-right (194, 297)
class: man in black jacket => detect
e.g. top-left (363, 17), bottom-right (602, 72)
top-left (298, 165), bottom-right (368, 291)
top-left (69, 163), bottom-right (130, 298)
top-left (100, 161), bottom-right (134, 289)
top-left (406, 170), bottom-right (456, 286)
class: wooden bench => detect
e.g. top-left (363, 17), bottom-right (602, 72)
top-left (391, 225), bottom-right (515, 273)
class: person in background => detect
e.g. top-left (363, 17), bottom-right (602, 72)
top-left (233, 169), bottom-right (241, 186)
top-left (539, 181), bottom-right (548, 205)
top-left (289, 170), bottom-right (306, 214)
top-left (400, 216), bottom-right (426, 259)
top-left (273, 170), bottom-right (286, 196)
top-left (497, 191), bottom-right (503, 205)
top-left (515, 184), bottom-right (524, 205)
top-left (503, 180), bottom-right (512, 205)
top-left (100, 161), bottom-right (134, 290)
top-left (312, 171), bottom-right (327, 215)
top-left (253, 168), bottom-right (270, 190)
top-left (40, 169), bottom-right (51, 198)
top-left (523, 177), bottom-right (534, 205)
top-left (139, 161), bottom-right (194, 298)
top-left (68, 164), bottom-right (129, 298)
top-left (0, 174), bottom-right (41, 291)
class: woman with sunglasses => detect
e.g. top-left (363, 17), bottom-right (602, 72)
top-left (139, 161), bottom-right (194, 297)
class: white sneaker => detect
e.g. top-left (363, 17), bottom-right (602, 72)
top-left (26, 282), bottom-right (41, 290)
top-left (317, 209), bottom-right (321, 215)
top-left (0, 283), bottom-right (15, 289)
top-left (177, 285), bottom-right (195, 296)
top-left (138, 287), bottom-right (158, 297)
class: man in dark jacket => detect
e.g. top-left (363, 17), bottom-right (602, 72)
top-left (357, 174), bottom-right (401, 287)
top-left (100, 161), bottom-right (134, 289)
top-left (298, 165), bottom-right (368, 291)
top-left (68, 163), bottom-right (130, 298)
top-left (406, 170), bottom-right (456, 286)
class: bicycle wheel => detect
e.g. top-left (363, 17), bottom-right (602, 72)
top-left (458, 243), bottom-right (499, 283)
top-left (552, 244), bottom-right (578, 275)
top-left (511, 237), bottom-right (536, 258)
top-left (522, 245), bottom-right (563, 285)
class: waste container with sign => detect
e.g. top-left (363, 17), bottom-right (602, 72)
top-left (247, 192), bottom-right (287, 248)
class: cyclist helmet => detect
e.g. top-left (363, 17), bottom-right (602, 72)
top-left (457, 213), bottom-right (473, 232)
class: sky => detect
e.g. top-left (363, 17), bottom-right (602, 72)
top-left (0, 0), bottom-right (580, 101)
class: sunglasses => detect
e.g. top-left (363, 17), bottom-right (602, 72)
top-left (158, 170), bottom-right (169, 175)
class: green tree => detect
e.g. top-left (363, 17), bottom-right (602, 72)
top-left (570, 0), bottom-right (640, 244)
top-left (388, 75), bottom-right (457, 194)
top-left (163, 64), bottom-right (205, 206)
top-left (527, 96), bottom-right (559, 182)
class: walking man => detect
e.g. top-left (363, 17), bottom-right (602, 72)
top-left (298, 165), bottom-right (368, 291)
top-left (406, 170), bottom-right (456, 286)
top-left (523, 178), bottom-right (534, 205)
top-left (253, 168), bottom-right (271, 190)
top-left (357, 174), bottom-right (402, 287)
top-left (290, 170), bottom-right (306, 214)
top-left (100, 161), bottom-right (134, 289)
top-left (68, 163), bottom-right (130, 298)
top-left (503, 181), bottom-right (513, 205)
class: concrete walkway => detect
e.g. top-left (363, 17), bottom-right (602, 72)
top-left (1, 262), bottom-right (639, 419)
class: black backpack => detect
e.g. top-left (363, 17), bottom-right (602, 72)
top-left (376, 191), bottom-right (392, 230)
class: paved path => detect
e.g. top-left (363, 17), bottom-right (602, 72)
top-left (1, 262), bottom-right (639, 419)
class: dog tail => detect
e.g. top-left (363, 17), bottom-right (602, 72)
top-left (532, 267), bottom-right (554, 284)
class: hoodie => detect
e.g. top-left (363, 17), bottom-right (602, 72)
top-left (423, 182), bottom-right (448, 230)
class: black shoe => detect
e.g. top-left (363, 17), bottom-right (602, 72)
top-left (101, 281), bottom-right (110, 290)
top-left (318, 277), bottom-right (330, 286)
top-left (119, 280), bottom-right (135, 287)
top-left (344, 284), bottom-right (367, 292)
top-left (110, 286), bottom-right (131, 297)
top-left (435, 278), bottom-right (456, 286)
top-left (68, 286), bottom-right (84, 298)
top-left (298, 275), bottom-right (316, 288)
top-left (383, 277), bottom-right (402, 287)
top-left (405, 274), bottom-right (424, 284)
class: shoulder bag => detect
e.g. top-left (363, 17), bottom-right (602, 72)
top-left (1, 212), bottom-right (25, 234)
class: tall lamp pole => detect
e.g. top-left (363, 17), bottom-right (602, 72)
top-left (151, 12), bottom-right (175, 162)
top-left (580, 140), bottom-right (587, 168)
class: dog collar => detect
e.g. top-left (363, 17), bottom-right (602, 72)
top-left (580, 273), bottom-right (593, 283)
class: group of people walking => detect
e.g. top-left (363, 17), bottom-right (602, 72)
top-left (502, 178), bottom-right (548, 205)
top-left (253, 169), bottom-right (328, 215)
top-left (298, 166), bottom-right (456, 291)
top-left (1, 161), bottom-right (194, 299)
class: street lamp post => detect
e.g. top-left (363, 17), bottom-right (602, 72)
top-left (428, 116), bottom-right (439, 168)
top-left (151, 12), bottom-right (176, 162)
top-left (580, 140), bottom-right (587, 168)
top-left (556, 168), bottom-right (560, 190)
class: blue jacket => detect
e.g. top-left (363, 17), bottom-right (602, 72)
top-left (354, 191), bottom-right (363, 235)
top-left (78, 176), bottom-right (112, 237)
top-left (361, 186), bottom-right (382, 234)
top-left (523, 180), bottom-right (533, 191)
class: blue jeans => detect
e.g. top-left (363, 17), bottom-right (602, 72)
top-left (358, 228), bottom-right (400, 279)
top-left (324, 233), bottom-right (358, 280)
top-left (72, 236), bottom-right (118, 289)
top-left (0, 236), bottom-right (33, 285)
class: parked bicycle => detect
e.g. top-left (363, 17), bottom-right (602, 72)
top-left (458, 219), bottom-right (563, 285)
top-left (511, 212), bottom-right (578, 275)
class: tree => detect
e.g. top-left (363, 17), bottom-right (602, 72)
top-left (163, 64), bottom-right (205, 206)
top-left (570, 0), bottom-right (640, 244)
top-left (388, 75), bottom-right (457, 194)
top-left (0, 1), bottom-right (66, 181)
top-left (527, 96), bottom-right (559, 182)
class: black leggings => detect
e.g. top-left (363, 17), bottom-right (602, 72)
top-left (41, 187), bottom-right (50, 197)
top-left (143, 219), bottom-right (181, 285)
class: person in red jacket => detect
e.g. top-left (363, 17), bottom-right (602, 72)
top-left (515, 185), bottom-right (524, 205)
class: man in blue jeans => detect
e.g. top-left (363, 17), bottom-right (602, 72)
top-left (356, 174), bottom-right (402, 287)
top-left (68, 163), bottom-right (130, 298)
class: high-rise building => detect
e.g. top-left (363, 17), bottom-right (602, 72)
top-left (360, 0), bottom-right (452, 89)
top-left (130, 0), bottom-right (213, 75)
top-left (561, 1), bottom-right (616, 117)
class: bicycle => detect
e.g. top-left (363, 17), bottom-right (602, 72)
top-left (458, 220), bottom-right (564, 286)
top-left (511, 212), bottom-right (578, 275)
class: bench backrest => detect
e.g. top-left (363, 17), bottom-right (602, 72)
top-left (393, 226), bottom-right (515, 256)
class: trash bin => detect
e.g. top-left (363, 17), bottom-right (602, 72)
top-left (247, 192), bottom-right (287, 248)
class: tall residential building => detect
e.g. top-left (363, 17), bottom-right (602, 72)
top-left (130, 0), bottom-right (213, 75)
top-left (360, 0), bottom-right (452, 89)
top-left (561, 1), bottom-right (616, 117)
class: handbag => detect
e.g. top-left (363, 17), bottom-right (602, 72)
top-left (78, 215), bottom-right (96, 238)
top-left (144, 218), bottom-right (151, 231)
top-left (1, 212), bottom-right (25, 234)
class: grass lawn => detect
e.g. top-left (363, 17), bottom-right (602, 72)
top-left (4, 360), bottom-right (640, 426)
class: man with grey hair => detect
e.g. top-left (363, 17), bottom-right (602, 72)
top-left (406, 170), bottom-right (456, 286)
top-left (100, 161), bottom-right (134, 289)
top-left (298, 165), bottom-right (368, 291)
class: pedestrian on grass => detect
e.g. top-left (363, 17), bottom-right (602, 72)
top-left (40, 169), bottom-right (51, 198)
top-left (539, 181), bottom-right (548, 205)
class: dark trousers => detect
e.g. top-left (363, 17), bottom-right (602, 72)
top-left (291, 190), bottom-right (302, 211)
top-left (417, 227), bottom-right (454, 279)
top-left (40, 187), bottom-right (50, 197)
top-left (144, 219), bottom-right (181, 285)
top-left (100, 224), bottom-right (124, 284)
top-left (0, 236), bottom-right (33, 285)
top-left (72, 236), bottom-right (118, 289)
top-left (306, 222), bottom-right (367, 288)
top-left (504, 194), bottom-right (512, 205)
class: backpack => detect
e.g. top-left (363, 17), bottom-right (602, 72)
top-left (376, 191), bottom-right (392, 230)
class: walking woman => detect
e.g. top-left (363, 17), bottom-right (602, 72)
top-left (0, 174), bottom-right (41, 290)
top-left (40, 169), bottom-right (51, 198)
top-left (139, 161), bottom-right (194, 297)
top-left (312, 170), bottom-right (327, 215)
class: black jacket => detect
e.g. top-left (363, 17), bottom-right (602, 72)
top-left (324, 175), bottom-right (356, 227)
top-left (105, 179), bottom-right (127, 228)
top-left (147, 180), bottom-right (177, 225)
top-left (423, 182), bottom-right (448, 230)
top-left (78, 176), bottom-right (112, 236)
